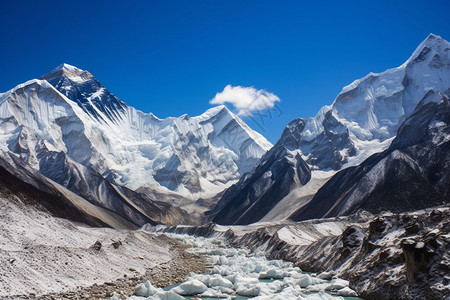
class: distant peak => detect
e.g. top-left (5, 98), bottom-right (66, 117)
top-left (426, 33), bottom-right (440, 40)
top-left (204, 105), bottom-right (232, 116)
top-left (400, 33), bottom-right (449, 67)
top-left (40, 63), bottom-right (93, 81)
top-left (421, 33), bottom-right (447, 46)
top-left (52, 63), bottom-right (83, 73)
top-left (194, 105), bottom-right (236, 122)
top-left (214, 104), bottom-right (230, 112)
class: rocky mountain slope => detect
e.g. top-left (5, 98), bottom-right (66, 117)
top-left (210, 127), bottom-right (312, 225)
top-left (0, 64), bottom-right (271, 225)
top-left (212, 33), bottom-right (450, 225)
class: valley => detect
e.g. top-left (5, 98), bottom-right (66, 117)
top-left (0, 33), bottom-right (449, 299)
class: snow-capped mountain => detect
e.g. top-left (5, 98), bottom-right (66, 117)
top-left (40, 63), bottom-right (128, 124)
top-left (291, 33), bottom-right (450, 170)
top-left (212, 34), bottom-right (450, 225)
top-left (290, 89), bottom-right (450, 221)
top-left (0, 64), bottom-right (272, 224)
top-left (39, 64), bottom-right (271, 195)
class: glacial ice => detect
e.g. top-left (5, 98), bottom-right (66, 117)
top-left (134, 281), bottom-right (161, 297)
top-left (127, 233), bottom-right (360, 299)
top-left (170, 279), bottom-right (208, 295)
top-left (337, 287), bottom-right (358, 297)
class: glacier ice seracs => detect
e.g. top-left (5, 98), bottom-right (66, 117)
top-left (127, 233), bottom-right (358, 299)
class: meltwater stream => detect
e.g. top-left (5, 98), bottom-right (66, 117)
top-left (124, 233), bottom-right (364, 300)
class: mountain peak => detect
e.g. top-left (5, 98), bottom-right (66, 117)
top-left (53, 63), bottom-right (81, 72)
top-left (421, 33), bottom-right (447, 48)
top-left (204, 104), bottom-right (230, 115)
top-left (40, 63), bottom-right (93, 81)
top-left (426, 33), bottom-right (440, 40)
top-left (404, 33), bottom-right (449, 65)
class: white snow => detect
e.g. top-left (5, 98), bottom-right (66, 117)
top-left (274, 221), bottom-right (347, 246)
top-left (337, 286), bottom-right (358, 297)
top-left (260, 171), bottom-right (334, 222)
top-left (134, 281), bottom-right (161, 297)
top-left (51, 63), bottom-right (81, 73)
top-left (297, 34), bottom-right (450, 170)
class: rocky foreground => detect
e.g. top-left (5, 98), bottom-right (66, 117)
top-left (0, 194), bottom-right (208, 299)
top-left (157, 206), bottom-right (450, 299)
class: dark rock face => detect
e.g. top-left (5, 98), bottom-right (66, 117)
top-left (210, 136), bottom-right (311, 225)
top-left (290, 91), bottom-right (450, 221)
top-left (401, 239), bottom-right (434, 283)
top-left (0, 154), bottom-right (111, 228)
top-left (342, 226), bottom-right (365, 249)
top-left (41, 68), bottom-right (127, 123)
top-left (347, 209), bottom-right (450, 300)
top-left (37, 150), bottom-right (152, 225)
top-left (296, 111), bottom-right (356, 170)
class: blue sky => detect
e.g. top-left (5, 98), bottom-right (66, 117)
top-left (1, 0), bottom-right (449, 143)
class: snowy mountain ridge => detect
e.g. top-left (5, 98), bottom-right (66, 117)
top-left (0, 66), bottom-right (272, 216)
top-left (290, 89), bottom-right (450, 221)
top-left (299, 33), bottom-right (450, 170)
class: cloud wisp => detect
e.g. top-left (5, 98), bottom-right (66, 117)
top-left (210, 85), bottom-right (280, 116)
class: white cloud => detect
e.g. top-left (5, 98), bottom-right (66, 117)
top-left (210, 85), bottom-right (280, 116)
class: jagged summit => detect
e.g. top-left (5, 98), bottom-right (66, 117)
top-left (39, 63), bottom-right (126, 123)
top-left (301, 33), bottom-right (450, 170)
top-left (203, 104), bottom-right (228, 114)
top-left (52, 63), bottom-right (81, 72)
top-left (423, 33), bottom-right (445, 45)
top-left (414, 33), bottom-right (445, 48)
top-left (402, 33), bottom-right (450, 67)
top-left (338, 34), bottom-right (448, 97)
top-left (41, 63), bottom-right (93, 82)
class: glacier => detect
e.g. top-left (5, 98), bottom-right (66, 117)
top-left (126, 232), bottom-right (358, 299)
